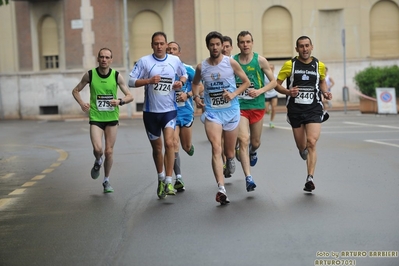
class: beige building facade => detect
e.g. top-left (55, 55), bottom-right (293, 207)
top-left (0, 0), bottom-right (398, 119)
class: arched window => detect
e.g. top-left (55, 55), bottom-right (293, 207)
top-left (39, 16), bottom-right (59, 69)
top-left (131, 11), bottom-right (163, 65)
top-left (262, 6), bottom-right (292, 59)
top-left (370, 1), bottom-right (399, 58)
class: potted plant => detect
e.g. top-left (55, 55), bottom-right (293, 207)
top-left (353, 65), bottom-right (399, 113)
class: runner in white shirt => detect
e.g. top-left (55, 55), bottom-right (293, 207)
top-left (192, 31), bottom-right (250, 205)
top-left (129, 31), bottom-right (187, 199)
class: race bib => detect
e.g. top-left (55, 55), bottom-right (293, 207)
top-left (295, 86), bottom-right (315, 104)
top-left (153, 77), bottom-right (173, 95)
top-left (96, 95), bottom-right (114, 111)
top-left (237, 82), bottom-right (255, 100)
top-left (176, 91), bottom-right (185, 107)
top-left (209, 91), bottom-right (231, 108)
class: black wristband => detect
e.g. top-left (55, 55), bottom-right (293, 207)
top-left (118, 98), bottom-right (125, 106)
top-left (180, 80), bottom-right (185, 86)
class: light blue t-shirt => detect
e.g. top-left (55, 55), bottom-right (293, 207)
top-left (201, 56), bottom-right (239, 112)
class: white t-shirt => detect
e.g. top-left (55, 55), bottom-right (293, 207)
top-left (130, 54), bottom-right (187, 113)
top-left (264, 74), bottom-right (278, 98)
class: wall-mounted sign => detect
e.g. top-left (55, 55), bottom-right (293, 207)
top-left (71, 19), bottom-right (83, 29)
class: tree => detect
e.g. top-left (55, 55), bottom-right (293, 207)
top-left (0, 0), bottom-right (10, 6)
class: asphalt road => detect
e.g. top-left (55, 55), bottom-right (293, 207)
top-left (0, 111), bottom-right (398, 266)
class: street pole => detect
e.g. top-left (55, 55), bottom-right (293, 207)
top-left (342, 28), bottom-right (348, 114)
top-left (123, 0), bottom-right (132, 117)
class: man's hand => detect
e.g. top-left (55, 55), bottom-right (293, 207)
top-left (81, 103), bottom-right (90, 112)
top-left (172, 81), bottom-right (183, 90)
top-left (290, 86), bottom-right (299, 97)
top-left (149, 75), bottom-right (161, 84)
top-left (223, 89), bottom-right (235, 101)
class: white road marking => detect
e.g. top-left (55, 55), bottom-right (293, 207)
top-left (9, 189), bottom-right (26, 195)
top-left (344, 121), bottom-right (399, 129)
top-left (364, 139), bottom-right (399, 148)
top-left (1, 173), bottom-right (15, 179)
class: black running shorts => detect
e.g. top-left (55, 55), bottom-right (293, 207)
top-left (286, 111), bottom-right (329, 128)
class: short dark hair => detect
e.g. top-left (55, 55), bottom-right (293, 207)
top-left (222, 36), bottom-right (232, 46)
top-left (168, 41), bottom-right (181, 52)
top-left (296, 36), bottom-right (312, 47)
top-left (237, 30), bottom-right (253, 43)
top-left (98, 48), bottom-right (112, 58)
top-left (152, 31), bottom-right (167, 43)
top-left (205, 31), bottom-right (223, 47)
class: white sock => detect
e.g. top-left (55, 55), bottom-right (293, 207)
top-left (96, 158), bottom-right (103, 165)
top-left (103, 177), bottom-right (109, 183)
top-left (158, 172), bottom-right (165, 181)
top-left (176, 174), bottom-right (182, 180)
top-left (218, 184), bottom-right (225, 192)
top-left (165, 176), bottom-right (172, 184)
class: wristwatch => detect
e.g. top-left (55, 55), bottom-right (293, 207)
top-left (118, 98), bottom-right (125, 106)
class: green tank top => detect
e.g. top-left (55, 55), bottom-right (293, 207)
top-left (89, 68), bottom-right (119, 122)
top-left (233, 52), bottom-right (265, 110)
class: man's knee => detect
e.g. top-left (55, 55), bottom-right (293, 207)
top-left (307, 138), bottom-right (317, 150)
top-left (238, 134), bottom-right (250, 146)
top-left (104, 148), bottom-right (113, 158)
top-left (164, 137), bottom-right (175, 151)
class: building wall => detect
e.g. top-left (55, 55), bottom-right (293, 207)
top-left (15, 1), bottom-right (33, 71)
top-left (0, 0), bottom-right (398, 119)
top-left (193, 0), bottom-right (399, 103)
top-left (0, 3), bottom-right (18, 75)
top-left (64, 0), bottom-right (84, 69)
top-left (172, 0), bottom-right (196, 65)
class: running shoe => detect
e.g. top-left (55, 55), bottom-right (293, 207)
top-left (249, 152), bottom-right (258, 167)
top-left (303, 175), bottom-right (315, 192)
top-left (249, 144), bottom-right (258, 167)
top-left (165, 182), bottom-right (176, 196)
top-left (245, 175), bottom-right (257, 192)
top-left (226, 158), bottom-right (236, 175)
top-left (235, 144), bottom-right (241, 162)
top-left (269, 122), bottom-right (275, 128)
top-left (103, 181), bottom-right (114, 193)
top-left (174, 178), bottom-right (185, 192)
top-left (90, 161), bottom-right (101, 179)
top-left (157, 180), bottom-right (166, 199)
top-left (216, 189), bottom-right (230, 205)
top-left (299, 148), bottom-right (308, 160)
top-left (223, 164), bottom-right (231, 178)
top-left (187, 144), bottom-right (195, 156)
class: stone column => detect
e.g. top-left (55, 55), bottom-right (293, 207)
top-left (80, 0), bottom-right (95, 69)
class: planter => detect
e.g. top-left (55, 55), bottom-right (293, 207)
top-left (359, 97), bottom-right (399, 114)
top-left (359, 97), bottom-right (377, 114)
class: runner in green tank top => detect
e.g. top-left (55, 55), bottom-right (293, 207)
top-left (234, 52), bottom-right (266, 110)
top-left (72, 48), bottom-right (134, 193)
top-left (89, 68), bottom-right (119, 122)
top-left (233, 31), bottom-right (276, 192)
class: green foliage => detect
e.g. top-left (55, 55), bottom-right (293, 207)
top-left (0, 0), bottom-right (9, 6)
top-left (353, 65), bottom-right (399, 97)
